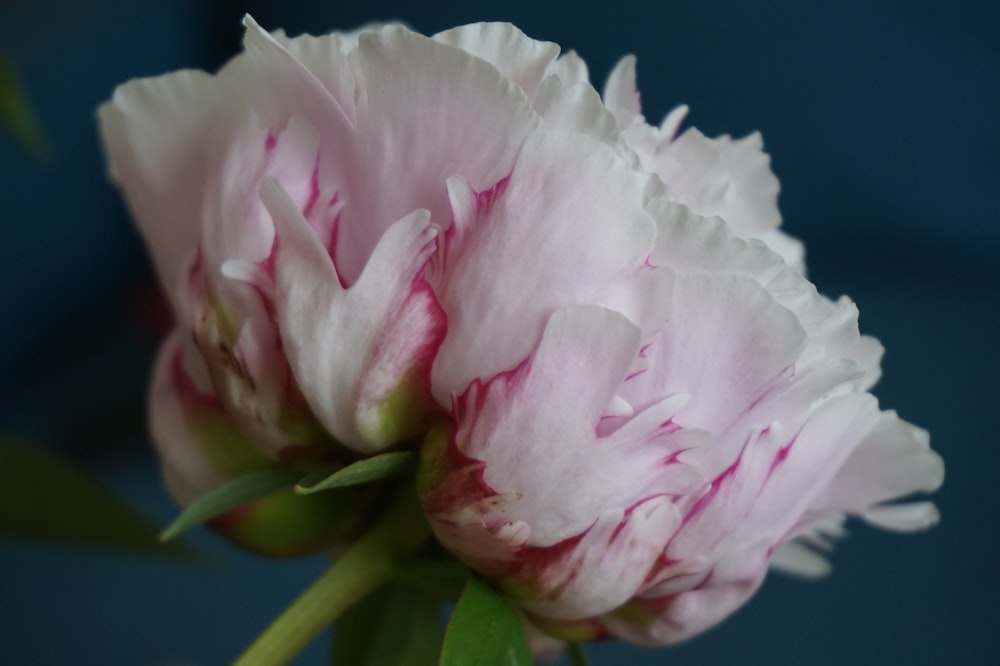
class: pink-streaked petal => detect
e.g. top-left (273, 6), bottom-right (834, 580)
top-left (669, 392), bottom-right (880, 565)
top-left (604, 543), bottom-right (770, 646)
top-left (432, 22), bottom-right (560, 100)
top-left (517, 498), bottom-right (681, 620)
top-left (97, 70), bottom-right (219, 308)
top-left (452, 307), bottom-right (696, 548)
top-left (430, 130), bottom-right (662, 403)
top-left (264, 178), bottom-right (444, 453)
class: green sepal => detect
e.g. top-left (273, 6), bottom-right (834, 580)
top-left (159, 468), bottom-right (302, 541)
top-left (295, 451), bottom-right (416, 494)
top-left (333, 582), bottom-right (444, 666)
top-left (0, 438), bottom-right (194, 559)
top-left (440, 577), bottom-right (531, 666)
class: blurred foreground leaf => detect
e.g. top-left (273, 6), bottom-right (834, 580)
top-left (160, 468), bottom-right (301, 541)
top-left (440, 578), bottom-right (531, 666)
top-left (0, 54), bottom-right (50, 158)
top-left (0, 438), bottom-right (192, 558)
top-left (333, 582), bottom-right (443, 666)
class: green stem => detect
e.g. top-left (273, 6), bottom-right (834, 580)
top-left (234, 488), bottom-right (429, 666)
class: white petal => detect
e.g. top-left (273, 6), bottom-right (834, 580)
top-left (432, 22), bottom-right (560, 100)
top-left (97, 69), bottom-right (219, 309)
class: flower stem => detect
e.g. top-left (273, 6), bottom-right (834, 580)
top-left (234, 487), bottom-right (429, 666)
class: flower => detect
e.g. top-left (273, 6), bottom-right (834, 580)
top-left (99, 17), bottom-right (943, 642)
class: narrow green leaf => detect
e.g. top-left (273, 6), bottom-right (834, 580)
top-left (334, 583), bottom-right (444, 666)
top-left (568, 643), bottom-right (592, 666)
top-left (440, 578), bottom-right (531, 666)
top-left (0, 54), bottom-right (50, 158)
top-left (0, 439), bottom-right (193, 558)
top-left (160, 468), bottom-right (302, 541)
top-left (392, 559), bottom-right (469, 603)
top-left (295, 451), bottom-right (416, 494)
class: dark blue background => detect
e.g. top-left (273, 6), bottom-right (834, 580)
top-left (1, 0), bottom-right (996, 663)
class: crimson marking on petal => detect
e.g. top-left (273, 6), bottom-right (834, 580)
top-left (765, 434), bottom-right (798, 482)
top-left (474, 174), bottom-right (511, 216)
top-left (264, 129), bottom-right (278, 153)
top-left (675, 434), bottom-right (753, 530)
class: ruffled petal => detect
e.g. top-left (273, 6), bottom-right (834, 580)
top-left (432, 22), bottom-right (560, 100)
top-left (645, 128), bottom-right (782, 239)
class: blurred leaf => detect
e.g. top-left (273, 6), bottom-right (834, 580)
top-left (440, 578), bottom-right (531, 666)
top-left (295, 451), bottom-right (416, 495)
top-left (568, 643), bottom-right (592, 666)
top-left (333, 582), bottom-right (444, 666)
top-left (392, 559), bottom-right (469, 603)
top-left (0, 438), bottom-right (193, 558)
top-left (159, 468), bottom-right (301, 541)
top-left (0, 53), bottom-right (50, 158)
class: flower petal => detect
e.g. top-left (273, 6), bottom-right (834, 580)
top-left (516, 498), bottom-right (681, 620)
top-left (336, 25), bottom-right (541, 283)
top-left (97, 69), bottom-right (219, 307)
top-left (149, 333), bottom-right (269, 505)
top-left (263, 178), bottom-right (445, 453)
top-left (430, 130), bottom-right (664, 402)
top-left (622, 271), bottom-right (807, 432)
top-left (432, 22), bottom-right (560, 100)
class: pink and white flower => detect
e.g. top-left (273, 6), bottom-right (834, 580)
top-left (99, 17), bottom-right (943, 640)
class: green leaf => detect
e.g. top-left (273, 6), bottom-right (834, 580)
top-left (160, 468), bottom-right (302, 541)
top-left (0, 438), bottom-right (193, 558)
top-left (392, 559), bottom-right (470, 603)
top-left (568, 643), bottom-right (592, 666)
top-left (440, 578), bottom-right (531, 666)
top-left (334, 583), bottom-right (444, 666)
top-left (295, 451), bottom-right (416, 494)
top-left (0, 54), bottom-right (50, 158)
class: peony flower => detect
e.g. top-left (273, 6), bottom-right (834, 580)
top-left (99, 17), bottom-right (943, 643)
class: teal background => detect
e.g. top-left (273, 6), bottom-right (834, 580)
top-left (0, 0), bottom-right (996, 663)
